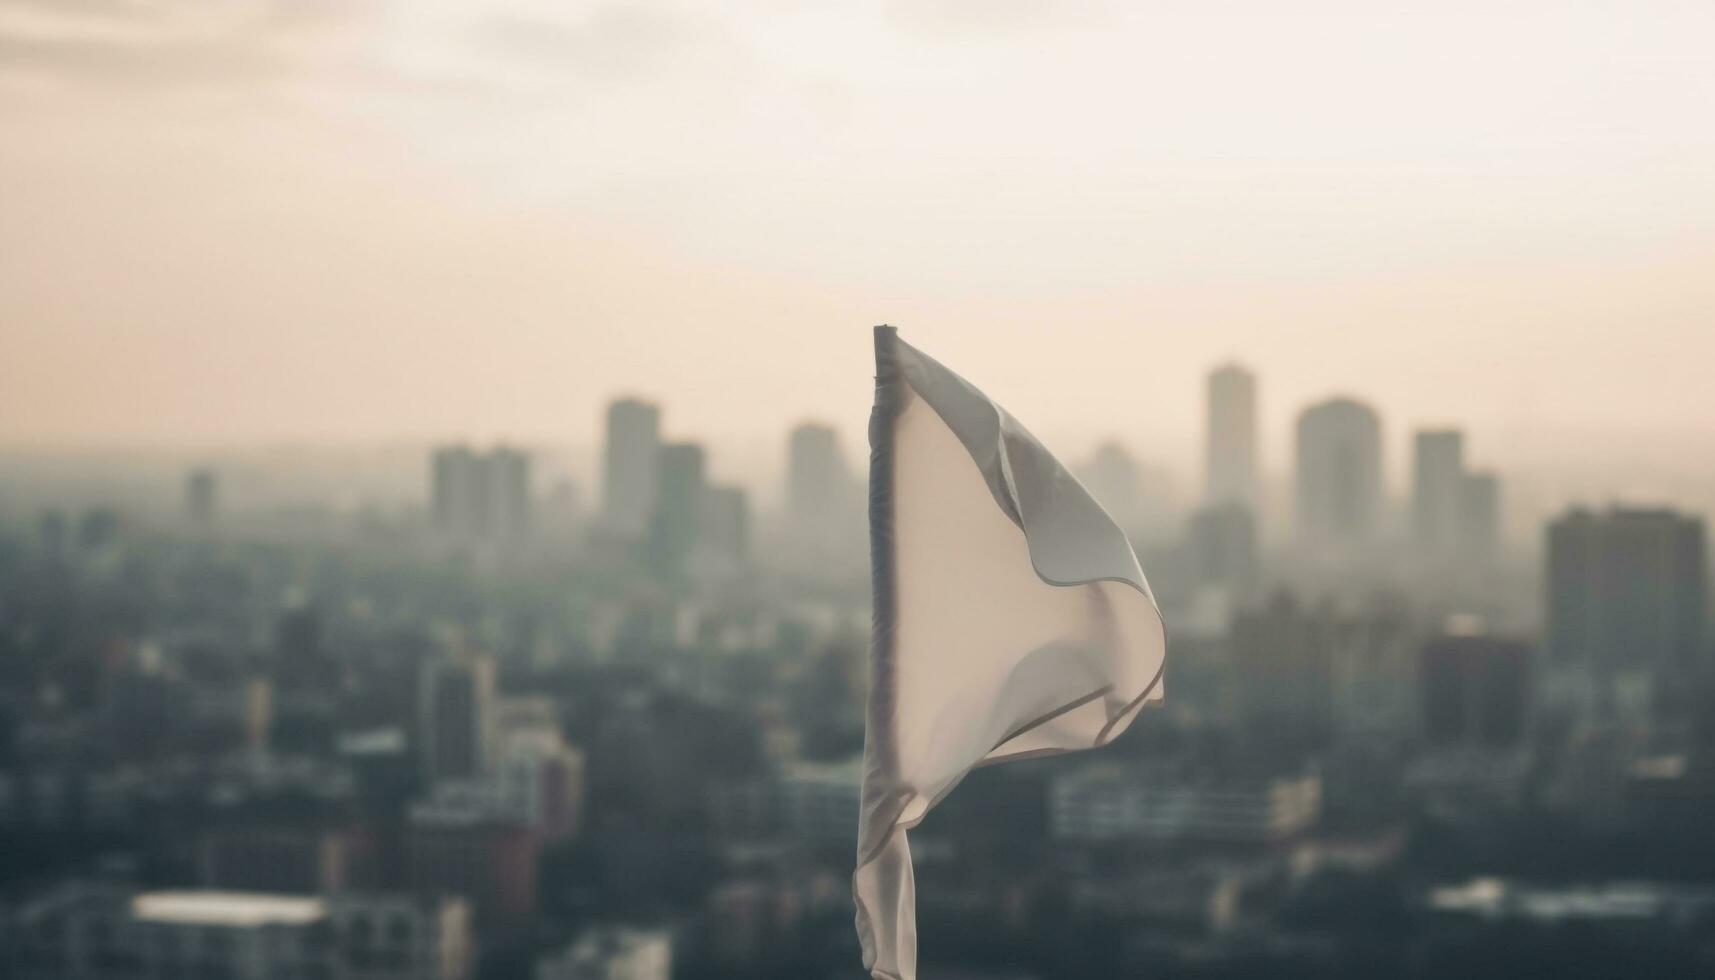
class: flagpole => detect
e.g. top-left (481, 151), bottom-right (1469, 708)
top-left (856, 324), bottom-right (906, 979)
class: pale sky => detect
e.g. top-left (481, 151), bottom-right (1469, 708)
top-left (4, 0), bottom-right (1715, 486)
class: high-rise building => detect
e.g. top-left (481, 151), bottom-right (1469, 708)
top-left (1412, 430), bottom-right (1503, 563)
top-left (419, 655), bottom-right (498, 784)
top-left (603, 398), bottom-right (662, 537)
top-left (1460, 471), bottom-right (1500, 559)
top-left (186, 467), bottom-right (218, 525)
top-left (1079, 441), bottom-right (1147, 532)
top-left (1295, 397), bottom-right (1383, 550)
top-left (488, 446), bottom-right (532, 540)
top-left (649, 441), bottom-right (706, 575)
top-left (785, 422), bottom-right (851, 528)
top-left (1420, 628), bottom-right (1530, 748)
top-left (698, 484), bottom-right (749, 575)
top-left (1412, 430), bottom-right (1464, 549)
top-left (1205, 363), bottom-right (1259, 508)
top-left (1186, 502), bottom-right (1257, 595)
top-left (431, 445), bottom-right (532, 541)
top-left (1547, 507), bottom-right (1707, 673)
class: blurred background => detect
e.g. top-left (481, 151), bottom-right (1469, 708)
top-left (3, 1), bottom-right (1715, 978)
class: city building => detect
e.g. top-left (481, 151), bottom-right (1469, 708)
top-left (198, 825), bottom-right (371, 894)
top-left (1205, 362), bottom-right (1259, 509)
top-left (1186, 502), bottom-right (1258, 597)
top-left (406, 822), bottom-right (539, 934)
top-left (419, 654), bottom-right (498, 784)
top-left (327, 893), bottom-right (474, 980)
top-left (535, 926), bottom-right (672, 980)
top-left (649, 441), bottom-right (706, 575)
top-left (1420, 625), bottom-right (1531, 748)
top-left (695, 483), bottom-right (749, 577)
top-left (602, 398), bottom-right (662, 538)
top-left (185, 467), bottom-right (218, 525)
top-left (431, 445), bottom-right (532, 541)
top-left (1051, 763), bottom-right (1322, 845)
top-left (1547, 507), bottom-right (1707, 676)
top-left (2, 886), bottom-right (471, 980)
top-left (779, 756), bottom-right (863, 843)
top-left (1411, 429), bottom-right (1502, 564)
top-left (785, 422), bottom-right (853, 531)
top-left (1412, 430), bottom-right (1464, 550)
top-left (1295, 397), bottom-right (1383, 552)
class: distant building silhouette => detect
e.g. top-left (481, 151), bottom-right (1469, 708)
top-left (785, 422), bottom-right (852, 529)
top-left (1295, 398), bottom-right (1382, 551)
top-left (1186, 502), bottom-right (1257, 596)
top-left (1205, 363), bottom-right (1259, 510)
top-left (602, 398), bottom-right (662, 538)
top-left (1413, 430), bottom-right (1463, 549)
top-left (649, 441), bottom-right (706, 576)
top-left (431, 445), bottom-right (531, 542)
top-left (698, 484), bottom-right (749, 577)
top-left (1079, 441), bottom-right (1148, 533)
top-left (419, 654), bottom-right (498, 784)
top-left (186, 467), bottom-right (218, 525)
top-left (1420, 627), bottom-right (1530, 748)
top-left (1547, 507), bottom-right (1706, 674)
top-left (1412, 429), bottom-right (1502, 562)
top-left (1460, 470), bottom-right (1501, 560)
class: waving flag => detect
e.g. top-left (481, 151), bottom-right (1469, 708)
top-left (854, 326), bottom-right (1167, 980)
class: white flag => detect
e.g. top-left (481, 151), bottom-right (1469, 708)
top-left (854, 327), bottom-right (1167, 980)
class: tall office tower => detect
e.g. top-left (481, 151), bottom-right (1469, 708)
top-left (1420, 629), bottom-right (1530, 748)
top-left (699, 485), bottom-right (749, 573)
top-left (419, 654), bottom-right (498, 784)
top-left (1295, 397), bottom-right (1383, 550)
top-left (1547, 507), bottom-right (1707, 674)
top-left (1078, 441), bottom-right (1147, 532)
top-left (603, 398), bottom-right (662, 537)
top-left (649, 442), bottom-right (707, 574)
top-left (1412, 430), bottom-right (1464, 549)
top-left (1229, 593), bottom-right (1337, 748)
top-left (1459, 471), bottom-right (1501, 559)
top-left (432, 445), bottom-right (484, 534)
top-left (487, 446), bottom-right (531, 540)
top-left (186, 467), bottom-right (218, 525)
top-left (1205, 363), bottom-right (1259, 508)
top-left (785, 422), bottom-right (852, 527)
top-left (1186, 502), bottom-right (1257, 595)
top-left (430, 445), bottom-right (532, 541)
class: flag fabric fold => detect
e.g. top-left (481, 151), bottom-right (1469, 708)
top-left (855, 326), bottom-right (1168, 980)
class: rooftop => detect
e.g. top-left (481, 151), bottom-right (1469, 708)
top-left (131, 891), bottom-right (327, 927)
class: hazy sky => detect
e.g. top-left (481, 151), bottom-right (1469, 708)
top-left (4, 0), bottom-right (1715, 484)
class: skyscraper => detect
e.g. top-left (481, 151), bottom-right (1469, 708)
top-left (1420, 628), bottom-right (1530, 748)
top-left (1459, 471), bottom-right (1500, 559)
top-left (785, 423), bottom-right (852, 527)
top-left (431, 445), bottom-right (532, 541)
top-left (1547, 507), bottom-right (1707, 674)
top-left (1205, 363), bottom-right (1259, 508)
top-left (1295, 398), bottom-right (1382, 550)
top-left (649, 441), bottom-right (706, 575)
top-left (698, 484), bottom-right (749, 574)
top-left (432, 445), bottom-right (481, 534)
top-left (1412, 430), bottom-right (1464, 549)
top-left (419, 654), bottom-right (498, 784)
top-left (603, 398), bottom-right (662, 538)
top-left (1186, 502), bottom-right (1257, 595)
top-left (186, 467), bottom-right (218, 525)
